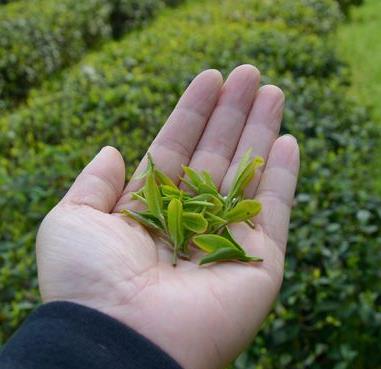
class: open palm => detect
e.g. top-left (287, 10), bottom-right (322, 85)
top-left (36, 65), bottom-right (299, 369)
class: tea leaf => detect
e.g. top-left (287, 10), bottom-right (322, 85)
top-left (207, 195), bottom-right (224, 214)
top-left (205, 212), bottom-right (227, 233)
top-left (224, 199), bottom-right (261, 223)
top-left (121, 209), bottom-right (164, 233)
top-left (227, 160), bottom-right (255, 201)
top-left (199, 247), bottom-right (263, 265)
top-left (240, 156), bottom-right (264, 190)
top-left (199, 247), bottom-right (246, 265)
top-left (147, 152), bottom-right (155, 169)
top-left (184, 200), bottom-right (215, 208)
top-left (182, 165), bottom-right (203, 187)
top-left (242, 255), bottom-right (263, 262)
top-left (167, 198), bottom-right (184, 249)
top-left (132, 152), bottom-right (155, 180)
top-left (144, 172), bottom-right (164, 222)
top-left (155, 168), bottom-right (177, 187)
top-left (205, 212), bottom-right (227, 226)
top-left (184, 194), bottom-right (221, 211)
top-left (220, 226), bottom-right (244, 252)
top-left (131, 192), bottom-right (147, 204)
top-left (182, 165), bottom-right (218, 194)
top-left (227, 150), bottom-right (264, 205)
top-left (192, 234), bottom-right (236, 253)
top-left (221, 227), bottom-right (263, 261)
top-left (201, 171), bottom-right (218, 192)
top-left (183, 212), bottom-right (208, 233)
top-left (234, 148), bottom-right (252, 178)
top-left (187, 194), bottom-right (215, 201)
top-left (161, 185), bottom-right (183, 198)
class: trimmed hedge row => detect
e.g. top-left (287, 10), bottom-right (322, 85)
top-left (0, 0), bottom-right (110, 110)
top-left (0, 0), bottom-right (179, 111)
top-left (1, 0), bottom-right (380, 368)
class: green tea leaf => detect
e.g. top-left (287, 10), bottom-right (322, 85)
top-left (224, 199), bottom-right (262, 223)
top-left (161, 185), bottom-right (183, 198)
top-left (179, 177), bottom-right (198, 192)
top-left (167, 198), bottom-right (184, 248)
top-left (131, 167), bottom-right (150, 181)
top-left (184, 200), bottom-right (215, 208)
top-left (144, 172), bottom-right (164, 222)
top-left (187, 194), bottom-right (214, 201)
top-left (227, 150), bottom-right (264, 205)
top-left (201, 171), bottom-right (218, 192)
top-left (182, 165), bottom-right (204, 187)
top-left (183, 212), bottom-right (208, 233)
top-left (155, 168), bottom-right (177, 187)
top-left (199, 247), bottom-right (246, 265)
top-left (204, 212), bottom-right (226, 233)
top-left (132, 152), bottom-right (155, 180)
top-left (240, 156), bottom-right (264, 190)
top-left (205, 212), bottom-right (227, 226)
top-left (131, 192), bottom-right (147, 204)
top-left (182, 165), bottom-right (218, 194)
top-left (199, 247), bottom-right (262, 265)
top-left (243, 255), bottom-right (263, 262)
top-left (221, 227), bottom-right (263, 261)
top-left (228, 160), bottom-right (255, 201)
top-left (236, 149), bottom-right (253, 177)
top-left (184, 194), bottom-right (220, 210)
top-left (121, 209), bottom-right (164, 233)
top-left (220, 226), bottom-right (244, 252)
top-left (192, 234), bottom-right (236, 253)
top-left (207, 194), bottom-right (224, 214)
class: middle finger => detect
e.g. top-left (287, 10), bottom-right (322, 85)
top-left (181, 64), bottom-right (260, 189)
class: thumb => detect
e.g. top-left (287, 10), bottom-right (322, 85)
top-left (62, 146), bottom-right (125, 213)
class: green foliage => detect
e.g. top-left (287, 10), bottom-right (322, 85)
top-left (110, 0), bottom-right (164, 38)
top-left (0, 0), bottom-right (380, 367)
top-left (0, 0), bottom-right (111, 110)
top-left (337, 0), bottom-right (381, 194)
top-left (125, 152), bottom-right (262, 265)
top-left (0, 0), bottom-right (179, 110)
top-left (336, 0), bottom-right (364, 16)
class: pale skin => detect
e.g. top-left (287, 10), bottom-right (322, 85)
top-left (36, 64), bottom-right (299, 369)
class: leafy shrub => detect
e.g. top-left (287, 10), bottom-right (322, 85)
top-left (109, 0), bottom-right (183, 38)
top-left (0, 0), bottom-right (180, 111)
top-left (0, 0), bottom-right (380, 368)
top-left (255, 0), bottom-right (342, 34)
top-left (0, 0), bottom-right (111, 110)
top-left (336, 0), bottom-right (364, 16)
top-left (110, 0), bottom-right (164, 38)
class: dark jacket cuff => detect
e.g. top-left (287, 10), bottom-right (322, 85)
top-left (0, 301), bottom-right (183, 369)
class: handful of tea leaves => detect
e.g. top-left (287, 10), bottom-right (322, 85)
top-left (121, 150), bottom-right (264, 266)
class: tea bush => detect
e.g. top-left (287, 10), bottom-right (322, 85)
top-left (1, 0), bottom-right (380, 368)
top-left (0, 0), bottom-right (179, 111)
top-left (336, 0), bottom-right (364, 15)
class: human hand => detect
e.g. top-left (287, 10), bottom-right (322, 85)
top-left (36, 65), bottom-right (299, 369)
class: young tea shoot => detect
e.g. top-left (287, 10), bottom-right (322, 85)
top-left (121, 151), bottom-right (264, 266)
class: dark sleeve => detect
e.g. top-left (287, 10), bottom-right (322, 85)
top-left (0, 301), bottom-right (183, 369)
